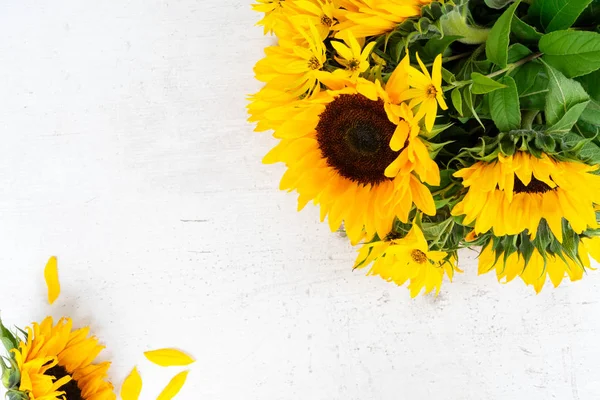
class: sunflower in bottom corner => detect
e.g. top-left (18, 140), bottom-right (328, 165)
top-left (354, 223), bottom-right (460, 297)
top-left (1, 317), bottom-right (115, 400)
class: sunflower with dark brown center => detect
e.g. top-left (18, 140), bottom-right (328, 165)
top-left (263, 76), bottom-right (440, 244)
top-left (7, 317), bottom-right (116, 400)
top-left (452, 151), bottom-right (600, 241)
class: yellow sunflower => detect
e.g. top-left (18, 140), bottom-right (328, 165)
top-left (334, 0), bottom-right (429, 38)
top-left (252, 0), bottom-right (290, 34)
top-left (330, 31), bottom-right (376, 80)
top-left (452, 151), bottom-right (600, 242)
top-left (263, 76), bottom-right (439, 244)
top-left (400, 53), bottom-right (448, 131)
top-left (7, 317), bottom-right (115, 400)
top-left (254, 23), bottom-right (329, 96)
top-left (354, 224), bottom-right (459, 297)
top-left (288, 0), bottom-right (339, 40)
top-left (479, 236), bottom-right (600, 293)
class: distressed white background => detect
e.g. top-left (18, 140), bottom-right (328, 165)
top-left (0, 1), bottom-right (599, 399)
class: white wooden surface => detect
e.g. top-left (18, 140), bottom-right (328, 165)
top-left (0, 1), bottom-right (599, 399)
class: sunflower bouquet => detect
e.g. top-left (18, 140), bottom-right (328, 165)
top-left (249, 0), bottom-right (600, 296)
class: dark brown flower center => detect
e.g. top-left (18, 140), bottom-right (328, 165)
top-left (307, 56), bottom-right (321, 70)
top-left (411, 249), bottom-right (428, 264)
top-left (426, 85), bottom-right (437, 98)
top-left (316, 94), bottom-right (398, 185)
top-left (347, 59), bottom-right (360, 71)
top-left (513, 176), bottom-right (553, 194)
top-left (321, 15), bottom-right (333, 27)
top-left (45, 365), bottom-right (83, 400)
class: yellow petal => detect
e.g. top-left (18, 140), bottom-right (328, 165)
top-left (121, 367), bottom-right (143, 400)
top-left (44, 256), bottom-right (60, 305)
top-left (157, 370), bottom-right (190, 400)
top-left (144, 348), bottom-right (195, 367)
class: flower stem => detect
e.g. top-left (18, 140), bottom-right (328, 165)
top-left (485, 52), bottom-right (543, 79)
top-left (521, 110), bottom-right (539, 129)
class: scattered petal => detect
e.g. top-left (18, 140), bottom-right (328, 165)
top-left (144, 348), bottom-right (195, 367)
top-left (44, 256), bottom-right (60, 304)
top-left (121, 367), bottom-right (143, 400)
top-left (157, 370), bottom-right (189, 400)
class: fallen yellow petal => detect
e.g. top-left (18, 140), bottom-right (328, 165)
top-left (44, 256), bottom-right (60, 304)
top-left (121, 367), bottom-right (143, 400)
top-left (144, 348), bottom-right (195, 367)
top-left (157, 370), bottom-right (189, 400)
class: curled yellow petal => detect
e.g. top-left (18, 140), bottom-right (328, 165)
top-left (121, 367), bottom-right (143, 400)
top-left (144, 348), bottom-right (195, 367)
top-left (157, 370), bottom-right (189, 400)
top-left (44, 256), bottom-right (60, 304)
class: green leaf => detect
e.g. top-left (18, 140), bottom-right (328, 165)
top-left (421, 35), bottom-right (462, 62)
top-left (471, 72), bottom-right (508, 94)
top-left (511, 16), bottom-right (543, 44)
top-left (541, 0), bottom-right (594, 31)
top-left (463, 85), bottom-right (485, 127)
top-left (546, 101), bottom-right (589, 133)
top-left (512, 61), bottom-right (548, 110)
top-left (489, 76), bottom-right (521, 131)
top-left (486, 0), bottom-right (521, 68)
top-left (539, 30), bottom-right (600, 78)
top-left (451, 87), bottom-right (463, 116)
top-left (579, 100), bottom-right (600, 125)
top-left (485, 0), bottom-right (515, 8)
top-left (576, 69), bottom-right (600, 101)
top-left (543, 61), bottom-right (590, 127)
top-left (507, 44), bottom-right (532, 63)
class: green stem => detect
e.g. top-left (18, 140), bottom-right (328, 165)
top-left (485, 52), bottom-right (543, 79)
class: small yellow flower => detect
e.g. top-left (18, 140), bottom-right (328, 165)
top-left (331, 31), bottom-right (376, 80)
top-left (289, 0), bottom-right (338, 40)
top-left (254, 23), bottom-right (328, 96)
top-left (401, 53), bottom-right (448, 131)
top-left (354, 224), bottom-right (459, 297)
top-left (252, 0), bottom-right (288, 34)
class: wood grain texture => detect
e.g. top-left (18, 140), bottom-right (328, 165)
top-left (0, 1), bottom-right (599, 399)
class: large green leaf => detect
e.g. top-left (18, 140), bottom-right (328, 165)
top-left (575, 69), bottom-right (600, 101)
top-left (489, 76), bottom-right (521, 131)
top-left (579, 100), bottom-right (600, 125)
top-left (541, 0), bottom-right (594, 31)
top-left (511, 16), bottom-right (542, 44)
top-left (543, 62), bottom-right (590, 127)
top-left (486, 0), bottom-right (521, 68)
top-left (511, 61), bottom-right (548, 110)
top-left (471, 72), bottom-right (507, 94)
top-left (539, 30), bottom-right (600, 78)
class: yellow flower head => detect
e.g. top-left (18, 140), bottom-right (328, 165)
top-left (331, 31), bottom-right (376, 80)
top-left (334, 0), bottom-right (427, 38)
top-left (252, 0), bottom-right (289, 34)
top-left (11, 317), bottom-right (115, 400)
top-left (254, 23), bottom-right (329, 96)
top-left (263, 79), bottom-right (438, 244)
top-left (479, 236), bottom-right (600, 293)
top-left (354, 224), bottom-right (459, 297)
top-left (402, 53), bottom-right (448, 132)
top-left (452, 151), bottom-right (600, 242)
top-left (288, 0), bottom-right (338, 40)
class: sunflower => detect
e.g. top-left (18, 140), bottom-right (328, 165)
top-left (478, 236), bottom-right (600, 292)
top-left (452, 151), bottom-right (600, 242)
top-left (263, 75), bottom-right (439, 244)
top-left (334, 0), bottom-right (429, 38)
top-left (252, 0), bottom-right (289, 34)
top-left (354, 224), bottom-right (459, 297)
top-left (400, 53), bottom-right (448, 131)
top-left (330, 30), bottom-right (376, 80)
top-left (288, 0), bottom-right (339, 40)
top-left (254, 23), bottom-right (329, 96)
top-left (2, 317), bottom-right (115, 400)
